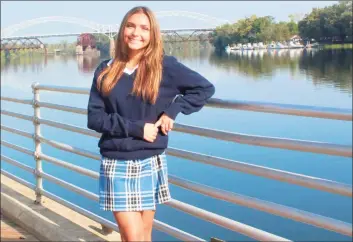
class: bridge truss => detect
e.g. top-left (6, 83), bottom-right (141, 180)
top-left (0, 37), bottom-right (47, 53)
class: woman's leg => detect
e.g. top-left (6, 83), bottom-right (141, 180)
top-left (113, 211), bottom-right (144, 241)
top-left (141, 210), bottom-right (156, 242)
top-left (119, 226), bottom-right (126, 242)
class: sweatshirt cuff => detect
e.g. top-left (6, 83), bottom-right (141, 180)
top-left (128, 120), bottom-right (145, 138)
top-left (163, 102), bottom-right (182, 120)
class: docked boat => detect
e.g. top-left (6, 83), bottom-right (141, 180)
top-left (276, 42), bottom-right (287, 49)
top-left (305, 42), bottom-right (320, 49)
top-left (258, 42), bottom-right (266, 49)
top-left (267, 42), bottom-right (277, 49)
top-left (230, 44), bottom-right (241, 50)
top-left (288, 41), bottom-right (304, 49)
top-left (241, 43), bottom-right (253, 50)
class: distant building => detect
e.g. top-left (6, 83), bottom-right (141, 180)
top-left (76, 33), bottom-right (100, 57)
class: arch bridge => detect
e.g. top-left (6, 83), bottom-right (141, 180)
top-left (1, 11), bottom-right (229, 38)
top-left (1, 12), bottom-right (227, 54)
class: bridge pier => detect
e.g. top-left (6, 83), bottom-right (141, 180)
top-left (110, 38), bottom-right (115, 58)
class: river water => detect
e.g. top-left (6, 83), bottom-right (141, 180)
top-left (1, 46), bottom-right (352, 241)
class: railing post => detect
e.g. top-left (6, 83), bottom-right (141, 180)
top-left (32, 82), bottom-right (43, 204)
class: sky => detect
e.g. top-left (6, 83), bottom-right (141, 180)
top-left (1, 1), bottom-right (337, 37)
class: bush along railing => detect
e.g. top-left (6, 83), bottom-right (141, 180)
top-left (1, 82), bottom-right (352, 241)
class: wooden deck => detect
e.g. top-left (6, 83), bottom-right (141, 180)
top-left (1, 211), bottom-right (39, 241)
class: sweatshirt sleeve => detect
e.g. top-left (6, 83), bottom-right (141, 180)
top-left (87, 62), bottom-right (145, 138)
top-left (163, 56), bottom-right (215, 120)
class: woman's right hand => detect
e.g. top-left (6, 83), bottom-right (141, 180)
top-left (143, 123), bottom-right (159, 142)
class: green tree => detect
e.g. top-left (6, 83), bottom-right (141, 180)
top-left (298, 1), bottom-right (352, 42)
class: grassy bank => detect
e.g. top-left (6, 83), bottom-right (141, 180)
top-left (322, 43), bottom-right (353, 49)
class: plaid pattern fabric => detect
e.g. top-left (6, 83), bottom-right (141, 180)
top-left (99, 152), bottom-right (171, 211)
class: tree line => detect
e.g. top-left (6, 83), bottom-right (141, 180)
top-left (298, 1), bottom-right (352, 43)
top-left (210, 1), bottom-right (353, 49)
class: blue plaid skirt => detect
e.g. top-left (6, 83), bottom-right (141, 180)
top-left (99, 152), bottom-right (171, 211)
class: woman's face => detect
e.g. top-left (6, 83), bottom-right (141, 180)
top-left (124, 13), bottom-right (151, 52)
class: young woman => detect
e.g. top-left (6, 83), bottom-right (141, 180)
top-left (87, 6), bottom-right (215, 242)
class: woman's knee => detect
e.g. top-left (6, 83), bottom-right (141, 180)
top-left (143, 223), bottom-right (152, 234)
top-left (113, 211), bottom-right (144, 241)
top-left (122, 227), bottom-right (144, 241)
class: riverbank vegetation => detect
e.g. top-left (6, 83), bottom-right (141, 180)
top-left (298, 1), bottom-right (352, 43)
top-left (210, 15), bottom-right (299, 49)
top-left (210, 1), bottom-right (352, 49)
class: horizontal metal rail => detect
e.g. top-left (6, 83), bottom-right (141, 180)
top-left (38, 118), bottom-right (100, 137)
top-left (39, 169), bottom-right (286, 241)
top-left (2, 128), bottom-right (351, 197)
top-left (4, 139), bottom-right (348, 237)
top-left (2, 139), bottom-right (352, 237)
top-left (39, 153), bottom-right (98, 179)
top-left (1, 155), bottom-right (35, 174)
top-left (1, 126), bottom-right (100, 161)
top-left (2, 109), bottom-right (351, 157)
top-left (173, 123), bottom-right (352, 157)
top-left (1, 110), bottom-right (33, 122)
top-left (0, 96), bottom-right (32, 105)
top-left (39, 170), bottom-right (98, 200)
top-left (152, 220), bottom-right (204, 241)
top-left (1, 125), bottom-right (33, 139)
top-left (2, 144), bottom-right (350, 237)
top-left (168, 199), bottom-right (290, 241)
top-left (28, 85), bottom-right (352, 120)
top-left (206, 98), bottom-right (352, 121)
top-left (38, 169), bottom-right (288, 241)
top-left (169, 175), bottom-right (352, 236)
top-left (167, 148), bottom-right (352, 197)
top-left (1, 85), bottom-right (352, 240)
top-left (37, 135), bottom-right (101, 160)
top-left (1, 140), bottom-right (34, 156)
top-left (36, 101), bottom-right (87, 115)
top-left (1, 170), bottom-right (36, 190)
top-left (38, 189), bottom-right (204, 242)
top-left (1, 171), bottom-right (202, 242)
top-left (32, 84), bottom-right (90, 95)
top-left (0, 110), bottom-right (99, 137)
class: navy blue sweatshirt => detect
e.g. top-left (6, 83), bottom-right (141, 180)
top-left (87, 55), bottom-right (215, 160)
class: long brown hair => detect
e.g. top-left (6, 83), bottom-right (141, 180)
top-left (97, 6), bottom-right (163, 104)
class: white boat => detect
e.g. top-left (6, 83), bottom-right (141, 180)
top-left (230, 44), bottom-right (241, 50)
top-left (305, 42), bottom-right (320, 49)
top-left (288, 41), bottom-right (304, 49)
top-left (276, 42), bottom-right (286, 49)
top-left (225, 45), bottom-right (231, 53)
top-left (247, 43), bottom-right (253, 50)
top-left (252, 43), bottom-right (259, 49)
top-left (267, 43), bottom-right (277, 49)
top-left (258, 42), bottom-right (266, 49)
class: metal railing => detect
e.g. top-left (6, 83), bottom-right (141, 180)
top-left (1, 82), bottom-right (352, 241)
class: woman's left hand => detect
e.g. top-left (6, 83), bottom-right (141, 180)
top-left (155, 113), bottom-right (174, 135)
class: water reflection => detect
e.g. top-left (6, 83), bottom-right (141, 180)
top-left (1, 47), bottom-right (351, 94)
top-left (76, 55), bottom-right (101, 73)
top-left (1, 55), bottom-right (48, 74)
top-left (299, 49), bottom-right (352, 94)
top-left (208, 49), bottom-right (352, 94)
